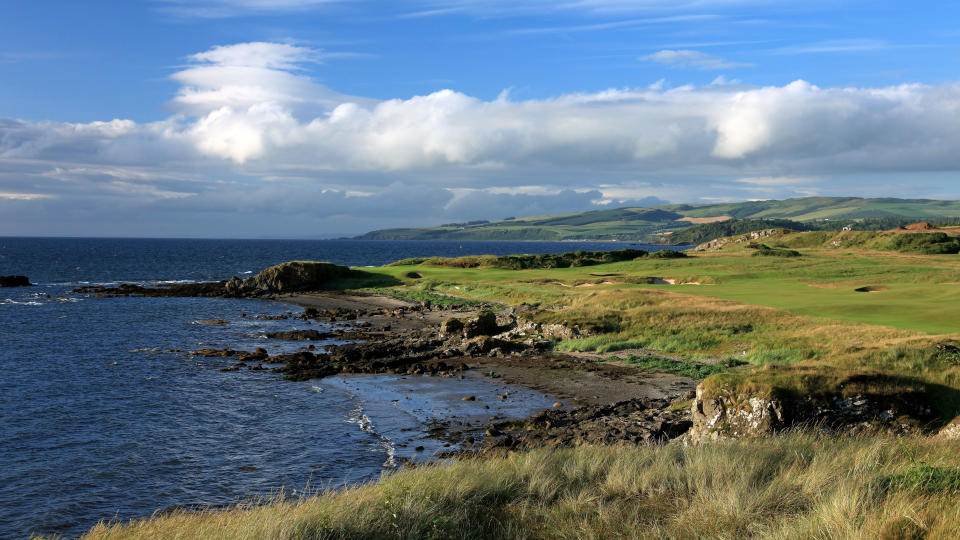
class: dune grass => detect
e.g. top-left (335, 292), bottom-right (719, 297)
top-left (81, 434), bottom-right (960, 539)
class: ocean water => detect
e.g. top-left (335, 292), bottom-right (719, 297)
top-left (0, 238), bottom-right (681, 538)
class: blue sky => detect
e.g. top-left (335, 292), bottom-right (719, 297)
top-left (3, 0), bottom-right (960, 237)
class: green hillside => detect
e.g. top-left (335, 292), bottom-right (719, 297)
top-left (355, 197), bottom-right (960, 242)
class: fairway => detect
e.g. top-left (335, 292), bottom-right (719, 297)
top-left (369, 247), bottom-right (960, 337)
top-left (626, 251), bottom-right (960, 334)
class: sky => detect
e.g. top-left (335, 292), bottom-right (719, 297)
top-left (3, 1), bottom-right (960, 237)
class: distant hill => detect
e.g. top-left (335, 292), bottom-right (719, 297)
top-left (355, 197), bottom-right (960, 242)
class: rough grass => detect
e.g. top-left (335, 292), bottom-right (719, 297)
top-left (360, 286), bottom-right (488, 308)
top-left (80, 434), bottom-right (960, 539)
top-left (617, 354), bottom-right (740, 378)
top-left (362, 247), bottom-right (960, 417)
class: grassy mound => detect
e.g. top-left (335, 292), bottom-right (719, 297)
top-left (748, 244), bottom-right (802, 257)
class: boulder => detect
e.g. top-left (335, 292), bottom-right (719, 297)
top-left (0, 275), bottom-right (32, 287)
top-left (225, 261), bottom-right (354, 296)
top-left (937, 417), bottom-right (960, 439)
top-left (440, 317), bottom-right (464, 336)
top-left (686, 374), bottom-right (937, 444)
top-left (687, 385), bottom-right (787, 443)
top-left (463, 311), bottom-right (499, 338)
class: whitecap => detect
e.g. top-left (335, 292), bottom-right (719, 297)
top-left (346, 404), bottom-right (397, 468)
top-left (1, 299), bottom-right (43, 306)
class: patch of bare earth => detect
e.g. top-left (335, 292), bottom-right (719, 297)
top-left (678, 215), bottom-right (732, 224)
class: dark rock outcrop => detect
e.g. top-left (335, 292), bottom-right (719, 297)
top-left (263, 329), bottom-right (332, 341)
top-left (72, 281), bottom-right (227, 297)
top-left (686, 374), bottom-right (938, 443)
top-left (0, 275), bottom-right (32, 287)
top-left (225, 261), bottom-right (354, 296)
top-left (463, 311), bottom-right (499, 338)
top-left (483, 398), bottom-right (691, 450)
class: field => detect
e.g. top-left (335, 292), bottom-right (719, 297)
top-left (355, 196), bottom-right (960, 241)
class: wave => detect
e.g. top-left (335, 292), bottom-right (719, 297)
top-left (346, 403), bottom-right (396, 468)
top-left (0, 299), bottom-right (43, 306)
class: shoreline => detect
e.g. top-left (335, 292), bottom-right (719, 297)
top-left (269, 290), bottom-right (696, 408)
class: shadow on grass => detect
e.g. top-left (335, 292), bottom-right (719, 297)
top-left (324, 270), bottom-right (403, 291)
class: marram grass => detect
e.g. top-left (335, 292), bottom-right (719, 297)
top-left (79, 433), bottom-right (960, 539)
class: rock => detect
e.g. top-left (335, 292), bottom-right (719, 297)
top-left (192, 348), bottom-right (247, 357)
top-left (937, 417), bottom-right (960, 439)
top-left (264, 329), bottom-right (330, 341)
top-left (481, 398), bottom-right (691, 451)
top-left (195, 319), bottom-right (229, 325)
top-left (463, 311), bottom-right (499, 338)
top-left (0, 275), bottom-right (31, 287)
top-left (440, 317), bottom-right (464, 336)
top-left (460, 336), bottom-right (528, 356)
top-left (686, 374), bottom-right (937, 444)
top-left (225, 261), bottom-right (356, 296)
top-left (687, 385), bottom-right (787, 443)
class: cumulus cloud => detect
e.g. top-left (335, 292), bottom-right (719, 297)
top-left (7, 41), bottom-right (960, 235)
top-left (7, 44), bottom-right (960, 176)
top-left (640, 49), bottom-right (749, 69)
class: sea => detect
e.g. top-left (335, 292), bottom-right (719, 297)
top-left (0, 238), bottom-right (681, 538)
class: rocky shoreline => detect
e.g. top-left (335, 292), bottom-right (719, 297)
top-left (183, 294), bottom-right (700, 453)
top-left (70, 259), bottom-right (960, 455)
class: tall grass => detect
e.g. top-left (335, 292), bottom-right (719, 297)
top-left (80, 434), bottom-right (960, 539)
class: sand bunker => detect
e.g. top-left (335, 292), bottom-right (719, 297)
top-left (653, 278), bottom-right (702, 285)
top-left (854, 285), bottom-right (889, 292)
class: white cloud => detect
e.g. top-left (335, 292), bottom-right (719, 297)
top-left (170, 42), bottom-right (370, 117)
top-left (7, 45), bottom-right (960, 179)
top-left (7, 41), bottom-right (960, 235)
top-left (0, 192), bottom-right (55, 200)
top-left (640, 49), bottom-right (750, 69)
top-left (770, 39), bottom-right (891, 55)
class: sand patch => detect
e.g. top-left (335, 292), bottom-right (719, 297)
top-left (653, 278), bottom-right (702, 285)
top-left (678, 215), bottom-right (732, 224)
top-left (575, 280), bottom-right (617, 288)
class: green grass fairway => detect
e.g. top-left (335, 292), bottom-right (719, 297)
top-left (368, 249), bottom-right (960, 335)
